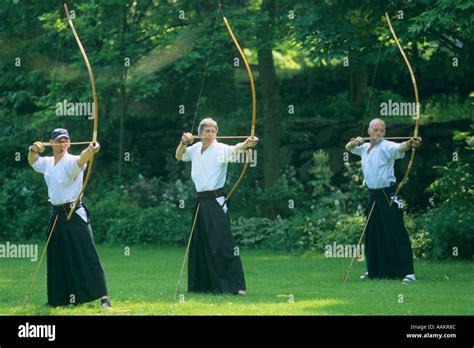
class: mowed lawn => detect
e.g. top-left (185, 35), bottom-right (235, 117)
top-left (0, 246), bottom-right (473, 315)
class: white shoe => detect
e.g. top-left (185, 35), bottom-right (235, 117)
top-left (402, 274), bottom-right (416, 283)
top-left (359, 272), bottom-right (369, 280)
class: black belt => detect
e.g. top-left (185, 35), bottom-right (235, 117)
top-left (52, 201), bottom-right (82, 213)
top-left (196, 188), bottom-right (225, 200)
top-left (368, 182), bottom-right (396, 193)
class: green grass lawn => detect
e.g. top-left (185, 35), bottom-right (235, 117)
top-left (1, 245), bottom-right (473, 315)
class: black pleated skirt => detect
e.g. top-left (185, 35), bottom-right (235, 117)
top-left (365, 186), bottom-right (415, 279)
top-left (46, 203), bottom-right (108, 306)
top-left (188, 191), bottom-right (246, 294)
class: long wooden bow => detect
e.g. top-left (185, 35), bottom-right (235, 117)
top-left (64, 3), bottom-right (99, 220)
top-left (385, 12), bottom-right (420, 206)
top-left (23, 4), bottom-right (99, 306)
top-left (174, 4), bottom-right (257, 298)
top-left (219, 3), bottom-right (257, 201)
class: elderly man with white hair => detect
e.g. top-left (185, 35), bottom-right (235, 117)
top-left (346, 118), bottom-right (421, 283)
top-left (176, 118), bottom-right (258, 295)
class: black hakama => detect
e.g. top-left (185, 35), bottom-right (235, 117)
top-left (46, 203), bottom-right (108, 306)
top-left (365, 186), bottom-right (415, 279)
top-left (188, 189), bottom-right (246, 294)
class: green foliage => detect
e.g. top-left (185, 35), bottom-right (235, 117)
top-left (413, 159), bottom-right (474, 259)
top-left (88, 191), bottom-right (142, 244)
top-left (0, 169), bottom-right (49, 242)
top-left (88, 176), bottom-right (194, 246)
top-left (233, 150), bottom-right (369, 253)
top-left (103, 204), bottom-right (189, 246)
top-left (423, 95), bottom-right (473, 123)
top-left (274, 206), bottom-right (366, 254)
top-left (409, 0), bottom-right (474, 42)
top-left (321, 92), bottom-right (356, 122)
top-left (291, 90), bottom-right (358, 123)
top-left (340, 160), bottom-right (367, 213)
top-left (231, 216), bottom-right (273, 248)
top-left (308, 150), bottom-right (333, 198)
top-left (256, 165), bottom-right (306, 218)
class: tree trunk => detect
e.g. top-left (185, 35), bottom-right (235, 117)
top-left (117, 70), bottom-right (128, 177)
top-left (257, 0), bottom-right (281, 217)
top-left (349, 51), bottom-right (368, 114)
top-left (118, 6), bottom-right (128, 177)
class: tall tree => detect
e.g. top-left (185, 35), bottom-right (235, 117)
top-left (257, 0), bottom-right (282, 216)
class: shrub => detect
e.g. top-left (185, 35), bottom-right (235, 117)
top-left (413, 159), bottom-right (474, 259)
top-left (0, 168), bottom-right (49, 242)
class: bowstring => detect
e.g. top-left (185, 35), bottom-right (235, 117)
top-left (360, 44), bottom-right (382, 137)
top-left (360, 5), bottom-right (391, 138)
top-left (40, 10), bottom-right (63, 143)
top-left (190, 6), bottom-right (220, 135)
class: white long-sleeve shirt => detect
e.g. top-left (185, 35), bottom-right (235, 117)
top-left (182, 140), bottom-right (236, 193)
top-left (32, 153), bottom-right (89, 221)
top-left (351, 140), bottom-right (405, 189)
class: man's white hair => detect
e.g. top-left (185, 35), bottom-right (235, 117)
top-left (198, 117), bottom-right (218, 135)
top-left (369, 118), bottom-right (386, 129)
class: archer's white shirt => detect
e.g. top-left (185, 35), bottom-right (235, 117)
top-left (32, 153), bottom-right (86, 205)
top-left (351, 140), bottom-right (405, 189)
top-left (182, 140), bottom-right (236, 193)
